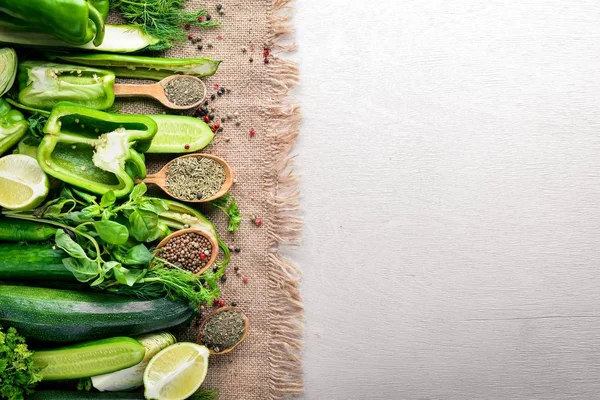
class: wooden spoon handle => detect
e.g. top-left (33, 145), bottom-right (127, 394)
top-left (114, 83), bottom-right (164, 99)
top-left (141, 173), bottom-right (164, 185)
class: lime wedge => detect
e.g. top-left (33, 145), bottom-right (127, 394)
top-left (143, 342), bottom-right (209, 400)
top-left (0, 154), bottom-right (49, 210)
top-left (147, 115), bottom-right (214, 153)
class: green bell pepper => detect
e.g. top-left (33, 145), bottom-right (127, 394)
top-left (0, 0), bottom-right (105, 46)
top-left (91, 0), bottom-right (109, 22)
top-left (0, 98), bottom-right (27, 156)
top-left (17, 61), bottom-right (115, 111)
top-left (38, 103), bottom-right (158, 198)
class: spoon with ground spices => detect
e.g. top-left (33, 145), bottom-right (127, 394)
top-left (198, 307), bottom-right (250, 355)
top-left (113, 74), bottom-right (207, 110)
top-left (139, 153), bottom-right (234, 203)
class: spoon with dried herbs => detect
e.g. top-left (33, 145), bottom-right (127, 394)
top-left (198, 307), bottom-right (249, 355)
top-left (114, 74), bottom-right (207, 110)
top-left (140, 153), bottom-right (234, 203)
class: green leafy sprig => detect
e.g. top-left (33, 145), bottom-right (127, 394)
top-left (110, 0), bottom-right (220, 47)
top-left (210, 193), bottom-right (242, 232)
top-left (0, 326), bottom-right (42, 400)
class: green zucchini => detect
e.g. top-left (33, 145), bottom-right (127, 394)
top-left (0, 285), bottom-right (195, 342)
top-left (147, 115), bottom-right (214, 153)
top-left (0, 218), bottom-right (57, 241)
top-left (0, 243), bottom-right (75, 281)
top-left (30, 391), bottom-right (144, 399)
top-left (33, 337), bottom-right (145, 381)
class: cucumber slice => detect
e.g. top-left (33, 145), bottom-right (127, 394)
top-left (33, 337), bottom-right (145, 381)
top-left (0, 25), bottom-right (166, 53)
top-left (146, 115), bottom-right (214, 153)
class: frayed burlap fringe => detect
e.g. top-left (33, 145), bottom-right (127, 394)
top-left (265, 0), bottom-right (304, 399)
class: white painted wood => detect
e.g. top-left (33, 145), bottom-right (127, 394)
top-left (293, 1), bottom-right (600, 399)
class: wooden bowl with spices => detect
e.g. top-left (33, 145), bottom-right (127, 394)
top-left (142, 153), bottom-right (234, 203)
top-left (155, 228), bottom-right (219, 275)
top-left (198, 307), bottom-right (250, 355)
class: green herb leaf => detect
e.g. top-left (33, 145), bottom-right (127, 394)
top-left (114, 265), bottom-right (147, 286)
top-left (71, 188), bottom-right (97, 204)
top-left (123, 244), bottom-right (154, 265)
top-left (0, 326), bottom-right (43, 400)
top-left (100, 191), bottom-right (116, 208)
top-left (77, 205), bottom-right (102, 221)
top-left (226, 197), bottom-right (242, 232)
top-left (129, 209), bottom-right (158, 242)
top-left (94, 220), bottom-right (129, 245)
top-left (130, 183), bottom-right (147, 201)
top-left (55, 230), bottom-right (89, 259)
top-left (62, 257), bottom-right (98, 282)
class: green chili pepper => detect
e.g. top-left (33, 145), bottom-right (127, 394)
top-left (45, 53), bottom-right (221, 81)
top-left (17, 61), bottom-right (116, 111)
top-left (0, 0), bottom-right (105, 46)
top-left (38, 102), bottom-right (158, 198)
top-left (0, 98), bottom-right (27, 156)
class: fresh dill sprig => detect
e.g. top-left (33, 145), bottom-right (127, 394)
top-left (110, 0), bottom-right (221, 46)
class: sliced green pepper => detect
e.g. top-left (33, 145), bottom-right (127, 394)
top-left (38, 103), bottom-right (158, 198)
top-left (0, 98), bottom-right (27, 155)
top-left (0, 0), bottom-right (105, 46)
top-left (18, 61), bottom-right (115, 111)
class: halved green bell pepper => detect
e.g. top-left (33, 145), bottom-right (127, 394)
top-left (38, 103), bottom-right (158, 198)
top-left (0, 98), bottom-right (27, 155)
top-left (18, 61), bottom-right (115, 111)
top-left (0, 0), bottom-right (105, 46)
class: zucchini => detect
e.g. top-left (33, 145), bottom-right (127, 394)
top-left (147, 115), bottom-right (214, 153)
top-left (30, 391), bottom-right (144, 399)
top-left (33, 337), bottom-right (145, 381)
top-left (0, 243), bottom-right (75, 281)
top-left (0, 285), bottom-right (195, 342)
top-left (0, 218), bottom-right (57, 241)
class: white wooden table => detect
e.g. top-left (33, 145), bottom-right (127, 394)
top-left (295, 1), bottom-right (600, 399)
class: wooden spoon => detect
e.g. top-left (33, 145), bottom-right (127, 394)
top-left (197, 307), bottom-right (250, 355)
top-left (141, 153), bottom-right (234, 203)
top-left (155, 228), bottom-right (219, 275)
top-left (113, 75), bottom-right (207, 110)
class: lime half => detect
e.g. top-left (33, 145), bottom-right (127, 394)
top-left (143, 342), bottom-right (210, 400)
top-left (0, 154), bottom-right (49, 210)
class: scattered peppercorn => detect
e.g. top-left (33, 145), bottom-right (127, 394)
top-left (217, 88), bottom-right (225, 95)
top-left (249, 128), bottom-right (256, 137)
top-left (216, 3), bottom-right (222, 10)
top-left (254, 217), bottom-right (263, 226)
top-left (217, 35), bottom-right (223, 40)
top-left (204, 115), bottom-right (210, 123)
top-left (234, 247), bottom-right (241, 253)
top-left (243, 276), bottom-right (249, 284)
top-left (198, 16), bottom-right (204, 22)
top-left (263, 49), bottom-right (270, 57)
top-left (249, 57), bottom-right (253, 63)
top-left (214, 84), bottom-right (220, 90)
top-left (197, 44), bottom-right (203, 51)
top-left (188, 34), bottom-right (194, 40)
top-left (209, 113), bottom-right (215, 120)
top-left (221, 275), bottom-right (227, 283)
top-left (214, 122), bottom-right (221, 129)
top-left (184, 144), bottom-right (190, 150)
top-left (197, 193), bottom-right (203, 200)
top-left (234, 266), bottom-right (239, 271)
top-left (206, 14), bottom-right (212, 21)
top-left (264, 57), bottom-right (269, 64)
top-left (211, 94), bottom-right (216, 101)
top-left (231, 302), bottom-right (237, 307)
top-left (184, 24), bottom-right (191, 30)
top-left (213, 266), bottom-right (219, 273)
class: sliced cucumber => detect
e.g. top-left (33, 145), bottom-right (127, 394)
top-left (33, 337), bottom-right (145, 381)
top-left (146, 115), bottom-right (214, 153)
top-left (30, 391), bottom-right (144, 399)
top-left (0, 25), bottom-right (166, 53)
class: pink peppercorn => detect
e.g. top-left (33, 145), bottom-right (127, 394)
top-left (243, 276), bottom-right (249, 284)
top-left (249, 128), bottom-right (256, 137)
top-left (198, 16), bottom-right (203, 22)
top-left (254, 217), bottom-right (263, 226)
top-left (184, 144), bottom-right (190, 150)
top-left (184, 24), bottom-right (191, 30)
top-left (188, 34), bottom-right (194, 40)
top-left (217, 35), bottom-right (223, 40)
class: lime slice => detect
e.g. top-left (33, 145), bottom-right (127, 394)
top-left (143, 342), bottom-right (209, 400)
top-left (0, 154), bottom-right (49, 210)
top-left (147, 115), bottom-right (214, 153)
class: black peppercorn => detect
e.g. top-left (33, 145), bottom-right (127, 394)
top-left (211, 94), bottom-right (216, 101)
top-left (221, 275), bottom-right (227, 283)
top-left (197, 44), bottom-right (203, 51)
top-left (206, 14), bottom-right (212, 21)
top-left (231, 302), bottom-right (237, 307)
top-left (209, 113), bottom-right (215, 120)
top-left (234, 247), bottom-right (241, 253)
top-left (196, 193), bottom-right (203, 200)
top-left (216, 3), bottom-right (222, 10)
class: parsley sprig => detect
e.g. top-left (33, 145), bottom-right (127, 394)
top-left (0, 326), bottom-right (42, 400)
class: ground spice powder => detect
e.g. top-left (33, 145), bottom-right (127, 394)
top-left (163, 76), bottom-right (205, 106)
top-left (201, 310), bottom-right (246, 352)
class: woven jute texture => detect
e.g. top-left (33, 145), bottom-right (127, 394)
top-left (115, 1), bottom-right (302, 399)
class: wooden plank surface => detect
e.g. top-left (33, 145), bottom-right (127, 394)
top-left (294, 1), bottom-right (600, 399)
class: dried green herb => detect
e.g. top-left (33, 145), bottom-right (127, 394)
top-left (201, 311), bottom-right (245, 352)
top-left (163, 76), bottom-right (205, 106)
top-left (165, 156), bottom-right (226, 201)
top-left (0, 326), bottom-right (43, 400)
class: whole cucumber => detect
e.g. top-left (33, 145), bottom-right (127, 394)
top-left (0, 285), bottom-right (195, 342)
top-left (0, 243), bottom-right (74, 281)
top-left (0, 218), bottom-right (57, 241)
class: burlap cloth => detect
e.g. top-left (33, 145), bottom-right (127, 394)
top-left (114, 1), bottom-right (302, 398)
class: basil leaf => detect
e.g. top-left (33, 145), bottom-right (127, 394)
top-left (78, 205), bottom-right (101, 220)
top-left (100, 191), bottom-right (116, 208)
top-left (55, 230), bottom-right (88, 259)
top-left (129, 209), bottom-right (158, 242)
top-left (102, 261), bottom-right (120, 274)
top-left (130, 183), bottom-right (147, 201)
top-left (138, 198), bottom-right (168, 214)
top-left (62, 257), bottom-right (98, 282)
top-left (123, 244), bottom-right (154, 265)
top-left (114, 266), bottom-right (147, 286)
top-left (94, 221), bottom-right (129, 245)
